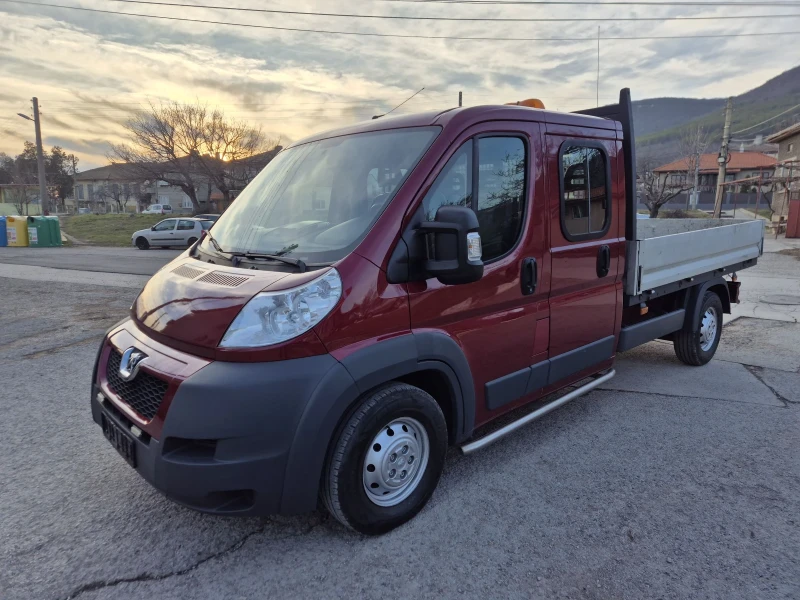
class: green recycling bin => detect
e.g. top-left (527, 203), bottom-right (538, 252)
top-left (27, 216), bottom-right (62, 247)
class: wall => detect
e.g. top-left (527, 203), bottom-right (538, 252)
top-left (0, 203), bottom-right (42, 216)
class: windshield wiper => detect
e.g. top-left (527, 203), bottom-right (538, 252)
top-left (231, 252), bottom-right (307, 273)
top-left (203, 230), bottom-right (225, 254)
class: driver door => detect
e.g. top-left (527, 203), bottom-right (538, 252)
top-left (408, 122), bottom-right (550, 427)
top-left (151, 219), bottom-right (177, 245)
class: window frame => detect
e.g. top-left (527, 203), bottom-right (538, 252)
top-left (422, 132), bottom-right (530, 265)
top-left (557, 139), bottom-right (612, 242)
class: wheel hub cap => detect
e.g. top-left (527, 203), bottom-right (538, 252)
top-left (362, 417), bottom-right (429, 507)
top-left (699, 307), bottom-right (718, 351)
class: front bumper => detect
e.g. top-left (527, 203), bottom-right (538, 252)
top-left (93, 330), bottom-right (349, 516)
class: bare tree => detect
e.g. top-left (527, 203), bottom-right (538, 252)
top-left (110, 102), bottom-right (207, 212)
top-left (6, 185), bottom-right (38, 216)
top-left (110, 102), bottom-right (275, 213)
top-left (638, 157), bottom-right (693, 218)
top-left (195, 111), bottom-right (279, 206)
top-left (677, 124), bottom-right (712, 207)
top-left (95, 179), bottom-right (135, 213)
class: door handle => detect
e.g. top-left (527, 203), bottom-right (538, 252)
top-left (596, 245), bottom-right (611, 278)
top-left (521, 257), bottom-right (538, 296)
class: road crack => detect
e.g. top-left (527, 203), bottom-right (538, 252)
top-left (744, 365), bottom-right (798, 406)
top-left (60, 517), bottom-right (326, 600)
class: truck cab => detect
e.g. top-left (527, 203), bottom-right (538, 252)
top-left (92, 90), bottom-right (762, 535)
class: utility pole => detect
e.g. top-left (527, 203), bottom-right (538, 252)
top-left (32, 97), bottom-right (48, 215)
top-left (712, 97), bottom-right (733, 218)
top-left (691, 151), bottom-right (700, 209)
top-left (458, 91), bottom-right (462, 107)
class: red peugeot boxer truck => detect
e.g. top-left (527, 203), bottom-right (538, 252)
top-left (92, 90), bottom-right (764, 534)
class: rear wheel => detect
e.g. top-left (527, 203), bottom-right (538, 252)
top-left (674, 290), bottom-right (723, 366)
top-left (321, 382), bottom-right (448, 535)
top-left (187, 237), bottom-right (198, 246)
top-left (135, 237), bottom-right (149, 250)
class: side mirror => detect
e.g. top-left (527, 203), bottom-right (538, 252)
top-left (151, 226), bottom-right (156, 231)
top-left (418, 205), bottom-right (484, 285)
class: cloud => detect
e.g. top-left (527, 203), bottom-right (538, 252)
top-left (1, 1), bottom-right (798, 168)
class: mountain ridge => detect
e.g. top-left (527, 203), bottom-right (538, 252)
top-left (633, 64), bottom-right (800, 164)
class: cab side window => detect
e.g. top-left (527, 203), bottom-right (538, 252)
top-left (177, 220), bottom-right (195, 230)
top-left (560, 143), bottom-right (610, 239)
top-left (422, 136), bottom-right (527, 261)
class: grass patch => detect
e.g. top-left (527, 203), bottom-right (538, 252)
top-left (61, 214), bottom-right (166, 246)
top-left (753, 208), bottom-right (774, 219)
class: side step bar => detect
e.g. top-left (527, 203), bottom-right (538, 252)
top-left (460, 370), bottom-right (616, 454)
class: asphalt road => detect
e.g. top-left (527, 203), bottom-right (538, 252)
top-left (0, 246), bottom-right (180, 276)
top-left (1, 254), bottom-right (799, 600)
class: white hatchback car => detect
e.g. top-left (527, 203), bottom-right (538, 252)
top-left (132, 218), bottom-right (212, 250)
top-left (141, 204), bottom-right (173, 215)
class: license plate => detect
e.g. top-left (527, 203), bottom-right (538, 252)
top-left (101, 413), bottom-right (137, 468)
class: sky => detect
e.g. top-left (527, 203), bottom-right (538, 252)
top-left (1, 0), bottom-right (799, 169)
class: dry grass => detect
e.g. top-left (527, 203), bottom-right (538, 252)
top-left (61, 214), bottom-right (165, 246)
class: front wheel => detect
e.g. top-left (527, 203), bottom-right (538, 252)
top-left (321, 382), bottom-right (448, 535)
top-left (674, 290), bottom-right (723, 366)
top-left (135, 237), bottom-right (150, 250)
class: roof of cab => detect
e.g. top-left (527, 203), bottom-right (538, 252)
top-left (288, 104), bottom-right (619, 149)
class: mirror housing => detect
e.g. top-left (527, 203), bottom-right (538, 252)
top-left (150, 226), bottom-right (156, 231)
top-left (418, 205), bottom-right (484, 285)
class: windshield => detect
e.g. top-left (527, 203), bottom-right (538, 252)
top-left (203, 126), bottom-right (439, 263)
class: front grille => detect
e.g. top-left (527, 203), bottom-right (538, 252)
top-left (106, 350), bottom-right (169, 421)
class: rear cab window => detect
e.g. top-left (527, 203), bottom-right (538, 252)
top-left (422, 135), bottom-right (527, 261)
top-left (559, 142), bottom-right (611, 240)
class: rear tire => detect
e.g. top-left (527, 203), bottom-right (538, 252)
top-left (187, 237), bottom-right (198, 246)
top-left (674, 291), bottom-right (723, 366)
top-left (321, 383), bottom-right (448, 535)
top-left (135, 237), bottom-right (149, 250)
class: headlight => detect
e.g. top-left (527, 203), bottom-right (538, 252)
top-left (219, 268), bottom-right (342, 348)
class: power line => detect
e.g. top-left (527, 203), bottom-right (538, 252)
top-left (102, 0), bottom-right (800, 22)
top-left (376, 0), bottom-right (800, 6)
top-left (5, 0), bottom-right (800, 41)
top-left (731, 103), bottom-right (800, 133)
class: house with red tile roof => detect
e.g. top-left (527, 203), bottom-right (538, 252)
top-left (653, 152), bottom-right (777, 193)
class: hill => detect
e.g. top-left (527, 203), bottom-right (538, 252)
top-left (633, 65), bottom-right (800, 164)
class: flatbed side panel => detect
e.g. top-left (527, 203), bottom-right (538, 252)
top-left (634, 220), bottom-right (763, 294)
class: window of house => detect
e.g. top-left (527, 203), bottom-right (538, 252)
top-left (75, 184), bottom-right (84, 200)
top-left (421, 136), bottom-right (527, 261)
top-left (181, 195), bottom-right (192, 209)
top-left (177, 220), bottom-right (195, 230)
top-left (87, 183), bottom-right (94, 199)
top-left (559, 143), bottom-right (610, 239)
top-left (789, 143), bottom-right (795, 153)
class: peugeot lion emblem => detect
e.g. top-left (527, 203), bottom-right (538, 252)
top-left (119, 347), bottom-right (148, 382)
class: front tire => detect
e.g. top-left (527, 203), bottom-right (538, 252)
top-left (674, 290), bottom-right (723, 366)
top-left (321, 383), bottom-right (448, 535)
top-left (135, 237), bottom-right (149, 250)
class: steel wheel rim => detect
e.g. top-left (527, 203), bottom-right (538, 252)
top-left (699, 306), bottom-right (718, 351)
top-left (362, 417), bottom-right (429, 507)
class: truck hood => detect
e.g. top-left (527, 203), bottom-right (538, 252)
top-left (133, 256), bottom-right (299, 348)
